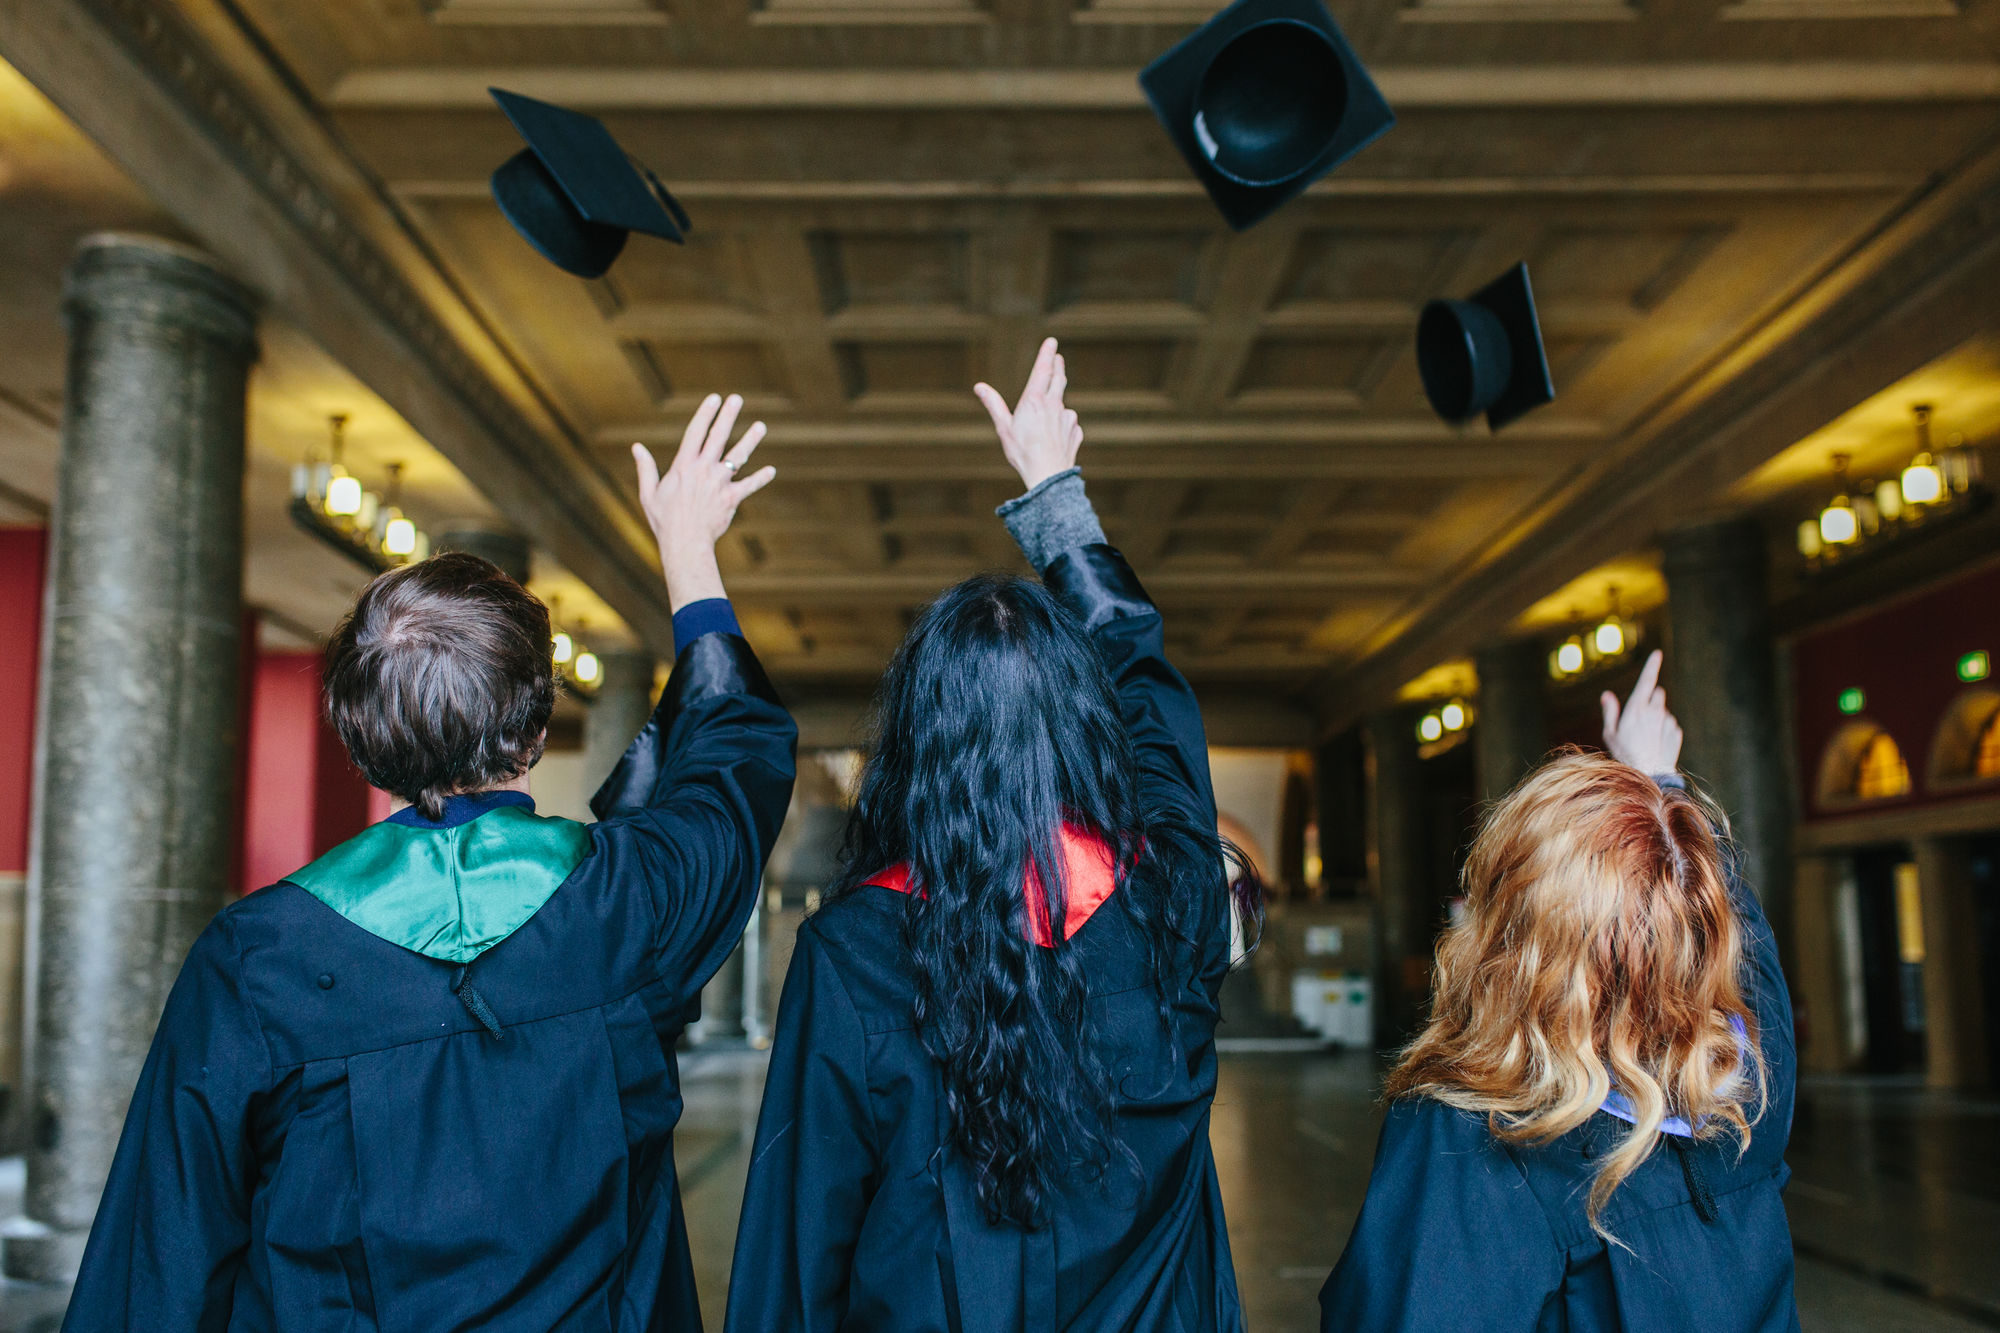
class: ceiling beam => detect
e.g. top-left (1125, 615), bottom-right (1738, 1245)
top-left (0, 0), bottom-right (679, 651)
top-left (331, 63), bottom-right (2000, 111)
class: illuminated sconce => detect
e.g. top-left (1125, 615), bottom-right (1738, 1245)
top-left (1795, 519), bottom-right (1823, 560)
top-left (383, 515), bottom-right (418, 557)
top-left (552, 631), bottom-right (575, 664)
top-left (1440, 699), bottom-right (1468, 732)
top-left (574, 651), bottom-right (601, 685)
top-left (1417, 712), bottom-right (1444, 743)
top-left (1593, 616), bottom-right (1625, 657)
top-left (325, 471), bottom-right (363, 518)
top-left (1902, 405), bottom-right (1944, 506)
top-left (1549, 633), bottom-right (1586, 681)
top-left (1818, 456), bottom-right (1859, 546)
top-left (1873, 477), bottom-right (1903, 523)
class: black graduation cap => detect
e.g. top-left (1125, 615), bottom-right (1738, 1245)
top-left (1416, 262), bottom-right (1556, 432)
top-left (1139, 0), bottom-right (1394, 232)
top-left (488, 88), bottom-right (690, 280)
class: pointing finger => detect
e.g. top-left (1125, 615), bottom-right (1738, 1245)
top-left (1025, 337), bottom-right (1059, 403)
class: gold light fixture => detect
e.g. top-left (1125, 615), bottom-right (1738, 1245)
top-left (1553, 636), bottom-right (1585, 677)
top-left (574, 651), bottom-right (602, 685)
top-left (1439, 699), bottom-right (1468, 732)
top-left (1901, 405), bottom-right (1944, 506)
top-left (1818, 454), bottom-right (1859, 547)
top-left (289, 419), bottom-right (433, 572)
top-left (1417, 712), bottom-right (1444, 743)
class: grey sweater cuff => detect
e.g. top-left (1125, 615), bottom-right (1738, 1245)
top-left (996, 467), bottom-right (1107, 572)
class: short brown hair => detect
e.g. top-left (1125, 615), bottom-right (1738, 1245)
top-left (323, 553), bottom-right (555, 820)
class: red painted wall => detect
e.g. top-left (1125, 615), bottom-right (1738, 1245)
top-left (0, 528), bottom-right (46, 875)
top-left (1791, 556), bottom-right (2000, 822)
top-left (240, 651), bottom-right (374, 894)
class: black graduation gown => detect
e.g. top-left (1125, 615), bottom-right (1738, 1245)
top-left (1319, 854), bottom-right (1800, 1333)
top-left (62, 631), bottom-right (796, 1332)
top-left (725, 544), bottom-right (1244, 1333)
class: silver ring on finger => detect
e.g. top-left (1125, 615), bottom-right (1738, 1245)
top-left (723, 458), bottom-right (740, 474)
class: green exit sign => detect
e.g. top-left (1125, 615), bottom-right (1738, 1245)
top-left (1960, 650), bottom-right (1991, 683)
top-left (1837, 687), bottom-right (1866, 715)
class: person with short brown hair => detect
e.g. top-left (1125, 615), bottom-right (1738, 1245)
top-left (1318, 651), bottom-right (1799, 1332)
top-left (64, 394), bottom-right (795, 1332)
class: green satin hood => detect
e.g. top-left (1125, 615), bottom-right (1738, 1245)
top-left (287, 806), bottom-right (591, 963)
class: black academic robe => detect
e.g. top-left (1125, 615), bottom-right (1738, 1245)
top-left (725, 544), bottom-right (1244, 1333)
top-left (1319, 853), bottom-right (1800, 1332)
top-left (62, 631), bottom-right (796, 1332)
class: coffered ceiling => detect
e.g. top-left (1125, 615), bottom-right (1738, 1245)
top-left (7, 0), bottom-right (2000, 730)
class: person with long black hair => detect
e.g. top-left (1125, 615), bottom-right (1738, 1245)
top-left (725, 338), bottom-right (1249, 1333)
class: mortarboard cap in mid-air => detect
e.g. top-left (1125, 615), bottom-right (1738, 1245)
top-left (488, 88), bottom-right (690, 280)
top-left (1416, 262), bottom-right (1556, 432)
top-left (1139, 0), bottom-right (1395, 232)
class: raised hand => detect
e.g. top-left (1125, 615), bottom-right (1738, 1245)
top-left (631, 392), bottom-right (775, 609)
top-left (1601, 650), bottom-right (1684, 777)
top-left (974, 337), bottom-right (1084, 491)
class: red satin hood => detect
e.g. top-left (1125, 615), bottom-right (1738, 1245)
top-left (861, 824), bottom-right (1118, 947)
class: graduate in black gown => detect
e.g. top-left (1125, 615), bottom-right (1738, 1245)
top-left (63, 394), bottom-right (793, 1331)
top-left (1319, 653), bottom-right (1800, 1332)
top-left (726, 338), bottom-right (1249, 1333)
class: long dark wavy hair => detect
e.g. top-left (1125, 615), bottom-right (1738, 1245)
top-left (830, 573), bottom-right (1249, 1230)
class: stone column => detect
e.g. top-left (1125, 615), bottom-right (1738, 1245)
top-left (4, 237), bottom-right (257, 1281)
top-left (1790, 853), bottom-right (1855, 1075)
top-left (1364, 707), bottom-right (1432, 1047)
top-left (1914, 837), bottom-right (1990, 1089)
top-left (434, 527), bottom-right (532, 586)
top-left (1661, 518), bottom-right (1794, 969)
top-left (1474, 638), bottom-right (1550, 806)
top-left (582, 650), bottom-right (657, 795)
top-left (1313, 726), bottom-right (1368, 895)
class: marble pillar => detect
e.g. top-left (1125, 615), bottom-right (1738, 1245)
top-left (1473, 638), bottom-right (1550, 806)
top-left (1661, 518), bottom-right (1795, 969)
top-left (1914, 837), bottom-right (1991, 1090)
top-left (1364, 707), bottom-right (1432, 1046)
top-left (5, 237), bottom-right (257, 1281)
top-left (434, 527), bottom-right (532, 586)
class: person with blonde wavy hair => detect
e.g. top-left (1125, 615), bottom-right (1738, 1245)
top-left (1319, 651), bottom-right (1799, 1332)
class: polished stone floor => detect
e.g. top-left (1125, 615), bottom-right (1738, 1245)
top-left (1, 1053), bottom-right (1995, 1329)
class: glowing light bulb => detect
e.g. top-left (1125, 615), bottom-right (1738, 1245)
top-left (552, 632), bottom-right (574, 664)
top-left (574, 651), bottom-right (601, 685)
top-left (324, 472), bottom-right (362, 517)
top-left (1556, 639), bottom-right (1585, 675)
top-left (383, 516), bottom-right (417, 557)
top-left (1594, 618), bottom-right (1625, 657)
top-left (1901, 454), bottom-right (1943, 505)
top-left (1417, 713), bottom-right (1444, 743)
top-left (1440, 701), bottom-right (1467, 732)
top-left (1819, 497), bottom-right (1858, 546)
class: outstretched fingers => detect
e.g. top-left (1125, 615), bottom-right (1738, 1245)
top-left (724, 420), bottom-right (767, 472)
top-left (730, 464), bottom-right (778, 505)
top-left (676, 393), bottom-right (722, 465)
top-left (703, 394), bottom-right (745, 461)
